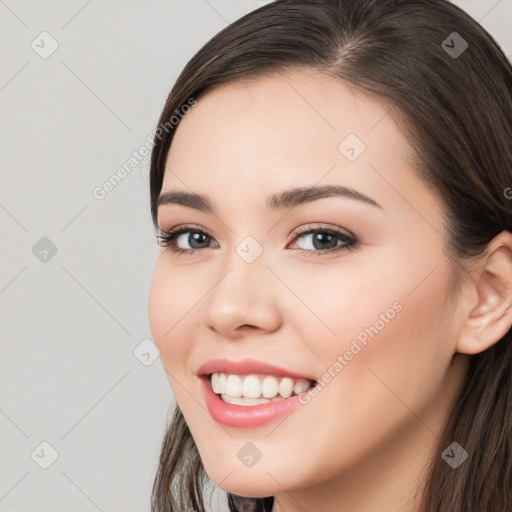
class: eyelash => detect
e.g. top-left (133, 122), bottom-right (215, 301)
top-left (156, 223), bottom-right (359, 256)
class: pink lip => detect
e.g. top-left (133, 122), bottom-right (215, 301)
top-left (196, 358), bottom-right (316, 381)
top-left (200, 376), bottom-right (312, 428)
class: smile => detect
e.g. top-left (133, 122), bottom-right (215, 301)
top-left (211, 372), bottom-right (315, 405)
top-left (199, 373), bottom-right (317, 428)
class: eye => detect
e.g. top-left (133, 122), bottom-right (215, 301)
top-left (157, 224), bottom-right (218, 255)
top-left (156, 223), bottom-right (359, 256)
top-left (288, 224), bottom-right (359, 255)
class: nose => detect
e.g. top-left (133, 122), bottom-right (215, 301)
top-left (201, 248), bottom-right (282, 339)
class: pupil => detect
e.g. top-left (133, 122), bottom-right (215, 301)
top-left (313, 233), bottom-right (336, 250)
top-left (190, 232), bottom-right (207, 248)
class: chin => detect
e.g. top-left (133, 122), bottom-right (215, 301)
top-left (200, 453), bottom-right (303, 498)
top-left (210, 474), bottom-right (279, 499)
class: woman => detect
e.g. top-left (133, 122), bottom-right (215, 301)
top-left (147, 0), bottom-right (512, 510)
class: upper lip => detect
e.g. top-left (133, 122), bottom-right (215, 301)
top-left (197, 358), bottom-right (316, 381)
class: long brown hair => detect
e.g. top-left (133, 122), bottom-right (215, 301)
top-left (148, 1), bottom-right (512, 510)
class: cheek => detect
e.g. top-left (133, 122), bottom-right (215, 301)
top-left (299, 247), bottom-right (453, 396)
top-left (148, 258), bottom-right (198, 368)
top-left (319, 262), bottom-right (453, 425)
top-left (280, 255), bottom-right (403, 350)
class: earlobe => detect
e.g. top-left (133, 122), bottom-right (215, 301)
top-left (456, 232), bottom-right (512, 356)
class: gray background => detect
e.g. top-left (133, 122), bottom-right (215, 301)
top-left (0, 1), bottom-right (510, 511)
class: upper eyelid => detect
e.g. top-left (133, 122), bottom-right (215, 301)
top-left (158, 223), bottom-right (353, 237)
top-left (293, 223), bottom-right (353, 236)
top-left (158, 223), bottom-right (357, 246)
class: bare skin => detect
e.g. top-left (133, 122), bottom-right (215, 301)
top-left (148, 68), bottom-right (512, 512)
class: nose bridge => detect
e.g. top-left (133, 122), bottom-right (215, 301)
top-left (201, 233), bottom-right (281, 334)
top-left (211, 233), bottom-right (271, 307)
top-left (218, 231), bottom-right (271, 288)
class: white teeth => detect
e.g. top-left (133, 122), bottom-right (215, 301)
top-left (225, 374), bottom-right (242, 397)
top-left (293, 379), bottom-right (310, 395)
top-left (210, 372), bottom-right (314, 400)
top-left (221, 395), bottom-right (271, 406)
top-left (211, 372), bottom-right (227, 394)
top-left (211, 372), bottom-right (220, 393)
top-left (278, 377), bottom-right (294, 398)
top-left (218, 373), bottom-right (227, 393)
top-left (242, 375), bottom-right (262, 398)
top-left (261, 376), bottom-right (279, 398)
top-left (220, 394), bottom-right (287, 405)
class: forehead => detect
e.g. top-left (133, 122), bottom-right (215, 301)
top-left (165, 69), bottom-right (407, 172)
top-left (160, 69), bottom-right (441, 224)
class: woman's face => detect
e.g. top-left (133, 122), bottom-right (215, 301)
top-left (148, 69), bottom-right (469, 499)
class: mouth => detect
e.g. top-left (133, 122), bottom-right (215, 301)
top-left (197, 358), bottom-right (318, 427)
top-left (206, 372), bottom-right (317, 406)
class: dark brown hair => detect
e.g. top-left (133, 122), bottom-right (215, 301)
top-left (148, 1), bottom-right (512, 510)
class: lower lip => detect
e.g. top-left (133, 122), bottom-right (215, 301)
top-left (200, 376), bottom-right (310, 428)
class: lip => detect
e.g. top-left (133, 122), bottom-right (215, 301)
top-left (200, 375), bottom-right (312, 428)
top-left (196, 358), bottom-right (317, 381)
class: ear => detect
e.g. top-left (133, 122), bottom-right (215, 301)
top-left (457, 231), bottom-right (512, 355)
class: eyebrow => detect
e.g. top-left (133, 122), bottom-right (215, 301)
top-left (157, 184), bottom-right (383, 214)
